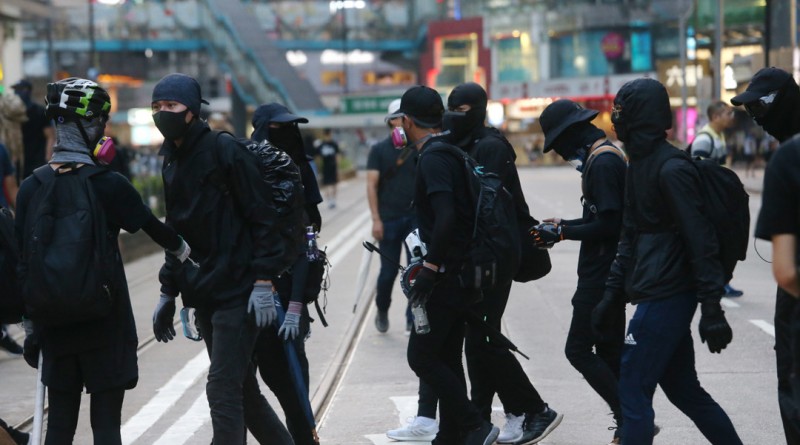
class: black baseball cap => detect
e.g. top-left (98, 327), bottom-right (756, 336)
top-left (393, 85), bottom-right (444, 128)
top-left (731, 67), bottom-right (794, 106)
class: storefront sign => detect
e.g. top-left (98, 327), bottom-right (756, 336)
top-left (491, 72), bottom-right (653, 102)
top-left (601, 32), bottom-right (626, 60)
top-left (341, 95), bottom-right (398, 114)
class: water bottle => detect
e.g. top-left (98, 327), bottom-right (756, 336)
top-left (411, 302), bottom-right (430, 335)
top-left (306, 226), bottom-right (318, 261)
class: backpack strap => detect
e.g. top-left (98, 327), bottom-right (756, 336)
top-left (584, 143), bottom-right (627, 175)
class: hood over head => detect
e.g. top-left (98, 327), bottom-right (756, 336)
top-left (612, 78), bottom-right (672, 159)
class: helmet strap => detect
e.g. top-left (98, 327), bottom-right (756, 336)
top-left (75, 119), bottom-right (96, 149)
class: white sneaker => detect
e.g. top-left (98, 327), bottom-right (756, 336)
top-left (496, 413), bottom-right (524, 443)
top-left (386, 416), bottom-right (438, 441)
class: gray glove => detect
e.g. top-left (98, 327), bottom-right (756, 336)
top-left (278, 301), bottom-right (303, 341)
top-left (249, 282), bottom-right (277, 328)
top-left (153, 293), bottom-right (177, 342)
top-left (167, 236), bottom-right (192, 264)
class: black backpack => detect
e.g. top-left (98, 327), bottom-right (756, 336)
top-left (22, 165), bottom-right (118, 326)
top-left (211, 132), bottom-right (306, 274)
top-left (655, 151), bottom-right (750, 282)
top-left (0, 207), bottom-right (24, 323)
top-left (425, 142), bottom-right (521, 289)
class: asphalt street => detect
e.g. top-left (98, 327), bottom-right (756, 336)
top-left (0, 165), bottom-right (783, 444)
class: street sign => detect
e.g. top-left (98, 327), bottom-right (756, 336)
top-left (342, 95), bottom-right (399, 114)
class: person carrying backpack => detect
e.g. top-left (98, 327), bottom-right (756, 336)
top-left (400, 85), bottom-right (500, 445)
top-left (534, 99), bottom-right (627, 444)
top-left (149, 74), bottom-right (292, 445)
top-left (736, 67), bottom-right (800, 445)
top-left (444, 83), bottom-right (562, 445)
top-left (15, 77), bottom-right (191, 445)
top-left (248, 102), bottom-right (324, 445)
top-left (591, 78), bottom-right (742, 445)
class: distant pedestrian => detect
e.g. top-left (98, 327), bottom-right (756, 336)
top-left (593, 78), bottom-right (741, 445)
top-left (0, 90), bottom-right (28, 170)
top-left (537, 98), bottom-right (626, 444)
top-left (367, 98), bottom-right (417, 334)
top-left (11, 80), bottom-right (54, 180)
top-left (315, 128), bottom-right (340, 208)
top-left (733, 66), bottom-right (800, 445)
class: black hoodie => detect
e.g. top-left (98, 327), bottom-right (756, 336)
top-left (605, 79), bottom-right (724, 303)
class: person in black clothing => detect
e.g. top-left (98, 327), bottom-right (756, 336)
top-left (250, 102), bottom-right (324, 445)
top-left (592, 78), bottom-right (741, 445)
top-left (402, 85), bottom-right (499, 445)
top-left (535, 99), bottom-right (627, 444)
top-left (315, 128), bottom-right (340, 208)
top-left (444, 82), bottom-right (562, 445)
top-left (11, 79), bottom-right (54, 179)
top-left (368, 98), bottom-right (418, 334)
top-left (16, 78), bottom-right (190, 445)
top-left (149, 73), bottom-right (292, 445)
top-left (734, 67), bottom-right (800, 445)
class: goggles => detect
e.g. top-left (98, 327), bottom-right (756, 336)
top-left (744, 90), bottom-right (779, 119)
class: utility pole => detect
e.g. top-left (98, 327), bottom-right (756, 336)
top-left (88, 0), bottom-right (97, 79)
top-left (713, 0), bottom-right (724, 100)
top-left (678, 0), bottom-right (694, 143)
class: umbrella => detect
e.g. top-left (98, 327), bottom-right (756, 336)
top-left (273, 295), bottom-right (319, 443)
top-left (32, 352), bottom-right (45, 445)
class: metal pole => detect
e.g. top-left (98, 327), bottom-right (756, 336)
top-left (765, 0), bottom-right (771, 66)
top-left (714, 0), bottom-right (724, 100)
top-left (679, 6), bottom-right (688, 143)
top-left (88, 0), bottom-right (96, 78)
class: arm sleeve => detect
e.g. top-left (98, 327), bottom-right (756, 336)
top-left (562, 210), bottom-right (622, 241)
top-left (141, 214), bottom-right (181, 251)
top-left (223, 138), bottom-right (284, 280)
top-left (562, 217), bottom-right (586, 226)
top-left (660, 158), bottom-right (725, 301)
top-left (755, 147), bottom-right (798, 240)
top-left (424, 191), bottom-right (456, 266)
top-left (604, 178), bottom-right (634, 295)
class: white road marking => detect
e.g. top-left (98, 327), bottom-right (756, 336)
top-left (750, 319), bottom-right (775, 337)
top-left (121, 350), bottom-right (210, 445)
top-left (151, 391), bottom-right (209, 445)
top-left (720, 298), bottom-right (741, 308)
top-left (129, 213), bottom-right (370, 444)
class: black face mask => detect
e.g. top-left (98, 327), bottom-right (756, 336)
top-left (443, 109), bottom-right (483, 146)
top-left (269, 125), bottom-right (304, 161)
top-left (153, 110), bottom-right (191, 141)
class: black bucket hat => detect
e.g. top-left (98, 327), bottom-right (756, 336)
top-left (539, 99), bottom-right (599, 153)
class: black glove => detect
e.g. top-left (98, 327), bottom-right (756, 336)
top-left (698, 300), bottom-right (733, 353)
top-left (153, 294), bottom-right (177, 343)
top-left (531, 222), bottom-right (564, 249)
top-left (591, 289), bottom-right (623, 342)
top-left (409, 267), bottom-right (436, 307)
top-left (22, 319), bottom-right (39, 369)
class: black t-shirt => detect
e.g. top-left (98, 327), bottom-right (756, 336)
top-left (414, 138), bottom-right (473, 267)
top-left (22, 103), bottom-right (51, 178)
top-left (576, 152), bottom-right (626, 288)
top-left (367, 136), bottom-right (418, 221)
top-left (756, 141), bottom-right (800, 241)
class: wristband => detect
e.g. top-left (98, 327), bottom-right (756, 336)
top-left (423, 261), bottom-right (439, 272)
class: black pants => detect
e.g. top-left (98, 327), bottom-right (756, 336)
top-left (464, 281), bottom-right (545, 420)
top-left (375, 215), bottom-right (415, 324)
top-left (407, 287), bottom-right (482, 441)
top-left (254, 309), bottom-right (315, 445)
top-left (45, 386), bottom-right (124, 445)
top-left (776, 288), bottom-right (800, 444)
top-left (197, 303), bottom-right (291, 445)
top-left (564, 287), bottom-right (625, 422)
top-left (417, 379), bottom-right (438, 419)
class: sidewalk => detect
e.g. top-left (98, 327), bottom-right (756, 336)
top-left (731, 166), bottom-right (763, 195)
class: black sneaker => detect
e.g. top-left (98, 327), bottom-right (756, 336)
top-left (464, 421), bottom-right (499, 445)
top-left (512, 404), bottom-right (563, 445)
top-left (0, 333), bottom-right (23, 356)
top-left (375, 310), bottom-right (389, 333)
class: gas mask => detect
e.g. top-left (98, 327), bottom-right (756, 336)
top-left (391, 126), bottom-right (408, 149)
top-left (93, 136), bottom-right (116, 165)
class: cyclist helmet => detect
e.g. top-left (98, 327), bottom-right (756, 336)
top-left (45, 77), bottom-right (111, 121)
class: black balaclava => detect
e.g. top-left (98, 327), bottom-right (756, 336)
top-left (269, 125), bottom-right (306, 165)
top-left (444, 82), bottom-right (488, 146)
top-left (755, 78), bottom-right (800, 142)
top-left (552, 121), bottom-right (606, 162)
top-left (612, 78), bottom-right (672, 160)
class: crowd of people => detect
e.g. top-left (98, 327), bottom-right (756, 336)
top-left (0, 65), bottom-right (796, 445)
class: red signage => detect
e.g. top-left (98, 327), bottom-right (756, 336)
top-left (601, 32), bottom-right (625, 60)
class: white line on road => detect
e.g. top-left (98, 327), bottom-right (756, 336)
top-left (322, 210), bottom-right (371, 268)
top-left (152, 391), bottom-right (209, 445)
top-left (750, 319), bottom-right (775, 337)
top-left (121, 351), bottom-right (210, 445)
top-left (720, 298), bottom-right (741, 308)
